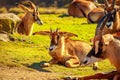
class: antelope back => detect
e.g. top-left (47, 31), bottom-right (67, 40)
top-left (68, 0), bottom-right (96, 17)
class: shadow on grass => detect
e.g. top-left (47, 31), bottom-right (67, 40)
top-left (58, 14), bottom-right (69, 18)
top-left (28, 61), bottom-right (51, 72)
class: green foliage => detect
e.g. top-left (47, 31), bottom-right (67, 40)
top-left (0, 14), bottom-right (115, 78)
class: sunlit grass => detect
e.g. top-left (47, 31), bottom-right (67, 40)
top-left (0, 14), bottom-right (115, 78)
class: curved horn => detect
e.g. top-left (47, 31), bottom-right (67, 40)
top-left (104, 0), bottom-right (109, 7)
top-left (27, 1), bottom-right (36, 10)
top-left (95, 11), bottom-right (114, 38)
top-left (111, 0), bottom-right (116, 8)
top-left (56, 28), bottom-right (60, 32)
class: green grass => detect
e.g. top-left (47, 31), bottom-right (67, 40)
top-left (0, 14), bottom-right (115, 77)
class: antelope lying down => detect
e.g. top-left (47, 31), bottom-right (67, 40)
top-left (68, 0), bottom-right (97, 18)
top-left (17, 1), bottom-right (43, 36)
top-left (0, 1), bottom-right (43, 36)
top-left (77, 34), bottom-right (120, 80)
top-left (77, 0), bottom-right (120, 79)
top-left (33, 29), bottom-right (98, 69)
top-left (64, 0), bottom-right (120, 79)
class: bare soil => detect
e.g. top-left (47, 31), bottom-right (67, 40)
top-left (0, 64), bottom-right (64, 80)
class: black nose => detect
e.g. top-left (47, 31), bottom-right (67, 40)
top-left (83, 60), bottom-right (88, 64)
top-left (49, 48), bottom-right (53, 51)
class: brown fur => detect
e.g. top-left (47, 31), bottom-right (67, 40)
top-left (90, 0), bottom-right (120, 71)
top-left (87, 0), bottom-right (120, 23)
top-left (76, 0), bottom-right (120, 79)
top-left (17, 1), bottom-right (43, 36)
top-left (88, 7), bottom-right (104, 23)
top-left (77, 34), bottom-right (120, 79)
top-left (100, 2), bottom-right (120, 34)
top-left (33, 29), bottom-right (98, 69)
top-left (68, 0), bottom-right (96, 17)
top-left (101, 34), bottom-right (120, 71)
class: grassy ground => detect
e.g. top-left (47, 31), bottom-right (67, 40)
top-left (0, 14), bottom-right (115, 78)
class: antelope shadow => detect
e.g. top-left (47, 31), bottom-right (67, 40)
top-left (27, 61), bottom-right (51, 72)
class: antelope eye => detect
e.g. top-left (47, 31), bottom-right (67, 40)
top-left (33, 14), bottom-right (35, 16)
top-left (57, 35), bottom-right (60, 39)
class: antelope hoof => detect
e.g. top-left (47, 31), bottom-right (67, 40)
top-left (41, 63), bottom-right (50, 67)
top-left (93, 66), bottom-right (98, 70)
top-left (63, 76), bottom-right (77, 80)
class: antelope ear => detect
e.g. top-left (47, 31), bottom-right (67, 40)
top-left (33, 31), bottom-right (50, 35)
top-left (17, 3), bottom-right (30, 12)
top-left (102, 34), bottom-right (114, 45)
top-left (60, 32), bottom-right (78, 37)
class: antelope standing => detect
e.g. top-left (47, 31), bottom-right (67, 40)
top-left (17, 1), bottom-right (43, 36)
top-left (33, 29), bottom-right (98, 69)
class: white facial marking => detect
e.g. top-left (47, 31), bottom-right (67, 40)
top-left (83, 56), bottom-right (101, 65)
top-left (106, 22), bottom-right (113, 29)
top-left (49, 45), bottom-right (57, 51)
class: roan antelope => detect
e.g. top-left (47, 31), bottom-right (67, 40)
top-left (64, 0), bottom-right (120, 79)
top-left (72, 0), bottom-right (120, 79)
top-left (87, 0), bottom-right (120, 23)
top-left (87, 7), bottom-right (105, 23)
top-left (0, 1), bottom-right (43, 36)
top-left (79, 30), bottom-right (120, 79)
top-left (33, 29), bottom-right (98, 69)
top-left (93, 0), bottom-right (120, 36)
top-left (17, 1), bottom-right (43, 36)
top-left (68, 0), bottom-right (97, 18)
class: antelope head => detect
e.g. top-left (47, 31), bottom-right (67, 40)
top-left (33, 28), bottom-right (78, 51)
top-left (82, 0), bottom-right (118, 66)
top-left (17, 1), bottom-right (43, 25)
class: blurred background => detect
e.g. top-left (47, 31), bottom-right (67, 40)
top-left (0, 0), bottom-right (74, 14)
top-left (0, 0), bottom-right (72, 8)
top-left (0, 0), bottom-right (106, 14)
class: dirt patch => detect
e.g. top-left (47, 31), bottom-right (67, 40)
top-left (0, 64), bottom-right (64, 80)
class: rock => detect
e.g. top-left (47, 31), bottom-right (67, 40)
top-left (0, 13), bottom-right (21, 34)
top-left (0, 31), bottom-right (15, 42)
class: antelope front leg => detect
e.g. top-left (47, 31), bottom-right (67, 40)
top-left (42, 58), bottom-right (58, 67)
top-left (93, 62), bottom-right (98, 70)
top-left (65, 57), bottom-right (80, 68)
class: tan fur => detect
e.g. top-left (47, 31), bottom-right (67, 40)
top-left (102, 34), bottom-right (120, 72)
top-left (17, 1), bottom-right (42, 36)
top-left (68, 0), bottom-right (96, 17)
top-left (88, 0), bottom-right (120, 23)
top-left (88, 7), bottom-right (104, 23)
top-left (33, 30), bottom-right (98, 69)
top-left (49, 38), bottom-right (92, 66)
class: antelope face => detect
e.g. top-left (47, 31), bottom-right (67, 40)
top-left (32, 7), bottom-right (43, 25)
top-left (83, 40), bottom-right (103, 66)
top-left (49, 31), bottom-right (60, 51)
top-left (83, 34), bottom-right (114, 66)
top-left (17, 1), bottom-right (43, 25)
